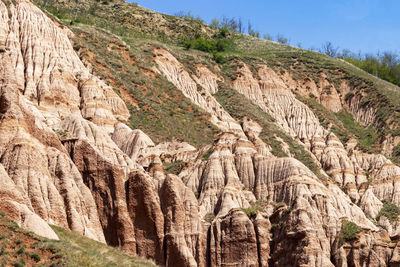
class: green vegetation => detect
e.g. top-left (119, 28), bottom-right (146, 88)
top-left (71, 26), bottom-right (219, 147)
top-left (241, 199), bottom-right (270, 217)
top-left (224, 35), bottom-right (400, 152)
top-left (376, 201), bottom-right (400, 223)
top-left (335, 110), bottom-right (381, 153)
top-left (241, 206), bottom-right (261, 217)
top-left (183, 29), bottom-right (233, 64)
top-left (202, 147), bottom-right (213, 161)
top-left (215, 83), bottom-right (321, 177)
top-left (174, 11), bottom-right (204, 24)
top-left (296, 94), bottom-right (352, 143)
top-left (392, 144), bottom-right (400, 164)
top-left (34, 0), bottom-right (400, 163)
top-left (296, 94), bottom-right (386, 154)
top-left (33, 0), bottom-right (215, 43)
top-left (0, 211), bottom-right (155, 266)
top-left (340, 52), bottom-right (400, 87)
top-left (163, 160), bottom-right (187, 175)
top-left (204, 213), bottom-right (215, 223)
top-left (339, 220), bottom-right (362, 246)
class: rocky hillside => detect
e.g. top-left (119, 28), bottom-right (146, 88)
top-left (1, 0), bottom-right (400, 266)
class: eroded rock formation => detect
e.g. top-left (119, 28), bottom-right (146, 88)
top-left (2, 0), bottom-right (400, 266)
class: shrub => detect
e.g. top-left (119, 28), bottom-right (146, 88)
top-left (202, 147), bottom-right (213, 161)
top-left (204, 213), bottom-right (215, 223)
top-left (30, 252), bottom-right (41, 263)
top-left (218, 28), bottom-right (229, 38)
top-left (392, 143), bottom-right (400, 158)
top-left (163, 160), bottom-right (186, 175)
top-left (16, 245), bottom-right (25, 255)
top-left (339, 220), bottom-right (361, 246)
top-left (0, 244), bottom-right (6, 256)
top-left (183, 36), bottom-right (231, 55)
top-left (241, 206), bottom-right (261, 217)
top-left (12, 258), bottom-right (25, 267)
top-left (215, 39), bottom-right (228, 52)
top-left (212, 52), bottom-right (226, 64)
top-left (377, 201), bottom-right (400, 222)
top-left (184, 38), bottom-right (215, 53)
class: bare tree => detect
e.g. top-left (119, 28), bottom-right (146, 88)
top-left (238, 18), bottom-right (243, 33)
top-left (221, 16), bottom-right (238, 31)
top-left (382, 51), bottom-right (398, 69)
top-left (338, 49), bottom-right (353, 59)
top-left (263, 33), bottom-right (273, 41)
top-left (321, 41), bottom-right (339, 57)
top-left (247, 20), bottom-right (252, 35)
top-left (276, 34), bottom-right (289, 44)
top-left (210, 18), bottom-right (220, 28)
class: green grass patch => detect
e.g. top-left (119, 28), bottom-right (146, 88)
top-left (203, 213), bottom-right (215, 223)
top-left (335, 110), bottom-right (381, 153)
top-left (163, 160), bottom-right (187, 175)
top-left (339, 220), bottom-right (362, 246)
top-left (376, 201), bottom-right (400, 223)
top-left (296, 94), bottom-right (351, 144)
top-left (71, 26), bottom-right (219, 148)
top-left (0, 212), bottom-right (155, 267)
top-left (202, 147), bottom-right (213, 161)
top-left (241, 200), bottom-right (270, 218)
top-left (241, 206), bottom-right (261, 217)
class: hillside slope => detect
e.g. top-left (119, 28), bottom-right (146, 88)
top-left (1, 0), bottom-right (400, 266)
top-left (0, 212), bottom-right (155, 266)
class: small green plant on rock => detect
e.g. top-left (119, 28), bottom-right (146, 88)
top-left (241, 206), bottom-right (260, 217)
top-left (202, 147), bottom-right (213, 161)
top-left (376, 201), bottom-right (400, 223)
top-left (339, 220), bottom-right (361, 246)
top-left (30, 252), bottom-right (41, 263)
top-left (204, 213), bottom-right (215, 223)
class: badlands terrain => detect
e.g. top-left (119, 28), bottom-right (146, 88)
top-left (1, 0), bottom-right (400, 266)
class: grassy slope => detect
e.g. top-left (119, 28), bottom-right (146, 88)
top-left (0, 212), bottom-right (154, 267)
top-left (215, 83), bottom-right (322, 177)
top-left (296, 94), bottom-right (381, 154)
top-left (223, 35), bottom-right (400, 151)
top-left (32, 0), bottom-right (400, 159)
top-left (71, 25), bottom-right (219, 147)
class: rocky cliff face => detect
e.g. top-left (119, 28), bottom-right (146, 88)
top-left (1, 0), bottom-right (400, 266)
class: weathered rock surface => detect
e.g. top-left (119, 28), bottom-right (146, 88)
top-left (153, 47), bottom-right (245, 137)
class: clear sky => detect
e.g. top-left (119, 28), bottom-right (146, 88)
top-left (129, 0), bottom-right (399, 54)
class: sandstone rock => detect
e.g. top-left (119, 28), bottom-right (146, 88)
top-left (126, 171), bottom-right (164, 264)
top-left (0, 163), bottom-right (58, 240)
top-left (210, 209), bottom-right (259, 267)
top-left (1, 1), bottom-right (400, 266)
top-left (161, 174), bottom-right (206, 267)
top-left (68, 138), bottom-right (135, 250)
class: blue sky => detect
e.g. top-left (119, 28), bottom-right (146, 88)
top-left (129, 0), bottom-right (399, 54)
